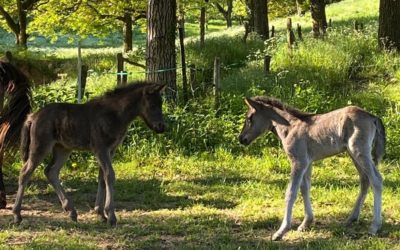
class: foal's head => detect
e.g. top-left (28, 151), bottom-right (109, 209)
top-left (239, 97), bottom-right (288, 145)
top-left (139, 83), bottom-right (167, 133)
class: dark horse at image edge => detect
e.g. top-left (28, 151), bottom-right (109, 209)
top-left (13, 81), bottom-right (166, 226)
top-left (0, 61), bottom-right (31, 209)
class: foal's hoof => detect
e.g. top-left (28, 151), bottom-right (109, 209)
top-left (345, 217), bottom-right (358, 226)
top-left (368, 225), bottom-right (381, 236)
top-left (272, 233), bottom-right (284, 241)
top-left (0, 192), bottom-right (7, 209)
top-left (70, 210), bottom-right (78, 222)
top-left (13, 214), bottom-right (22, 225)
top-left (107, 215), bottom-right (117, 227)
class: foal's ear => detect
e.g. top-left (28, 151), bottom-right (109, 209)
top-left (268, 108), bottom-right (290, 126)
top-left (147, 83), bottom-right (167, 94)
top-left (244, 97), bottom-right (263, 111)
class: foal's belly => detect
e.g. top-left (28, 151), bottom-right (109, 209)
top-left (308, 137), bottom-right (346, 161)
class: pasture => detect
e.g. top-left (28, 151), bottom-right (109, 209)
top-left (0, 0), bottom-right (400, 249)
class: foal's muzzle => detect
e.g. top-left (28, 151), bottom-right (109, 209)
top-left (153, 122), bottom-right (166, 133)
top-left (239, 134), bottom-right (250, 145)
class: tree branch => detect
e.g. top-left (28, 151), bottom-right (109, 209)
top-left (123, 57), bottom-right (145, 69)
top-left (21, 0), bottom-right (41, 10)
top-left (0, 5), bottom-right (20, 34)
top-left (214, 3), bottom-right (227, 16)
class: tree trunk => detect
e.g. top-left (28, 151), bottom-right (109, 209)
top-left (146, 0), bottom-right (177, 102)
top-left (310, 0), bottom-right (327, 37)
top-left (200, 6), bottom-right (206, 48)
top-left (245, 0), bottom-right (255, 32)
top-left (123, 12), bottom-right (133, 52)
top-left (378, 0), bottom-right (400, 51)
top-left (253, 0), bottom-right (269, 39)
top-left (16, 0), bottom-right (28, 49)
top-left (296, 0), bottom-right (305, 16)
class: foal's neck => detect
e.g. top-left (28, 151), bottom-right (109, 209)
top-left (114, 93), bottom-right (142, 124)
top-left (270, 107), bottom-right (296, 140)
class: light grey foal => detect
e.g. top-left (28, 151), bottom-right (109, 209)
top-left (239, 96), bottom-right (385, 241)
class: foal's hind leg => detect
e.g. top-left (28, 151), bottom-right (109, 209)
top-left (349, 145), bottom-right (383, 234)
top-left (44, 146), bottom-right (76, 221)
top-left (13, 145), bottom-right (52, 224)
top-left (345, 155), bottom-right (369, 225)
top-left (298, 164), bottom-right (314, 231)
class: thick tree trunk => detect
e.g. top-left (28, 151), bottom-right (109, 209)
top-left (146, 0), bottom-right (177, 102)
top-left (378, 0), bottom-right (400, 51)
top-left (123, 13), bottom-right (133, 52)
top-left (310, 0), bottom-right (327, 37)
top-left (253, 0), bottom-right (269, 39)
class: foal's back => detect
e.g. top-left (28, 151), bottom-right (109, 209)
top-left (27, 101), bottom-right (122, 151)
top-left (297, 106), bottom-right (380, 161)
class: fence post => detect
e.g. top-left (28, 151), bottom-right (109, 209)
top-left (77, 42), bottom-right (82, 103)
top-left (287, 18), bottom-right (296, 50)
top-left (116, 53), bottom-right (124, 85)
top-left (213, 57), bottom-right (221, 113)
top-left (178, 26), bottom-right (188, 103)
top-left (80, 65), bottom-right (88, 98)
top-left (297, 23), bottom-right (303, 41)
top-left (264, 55), bottom-right (271, 75)
top-left (271, 25), bottom-right (275, 38)
top-left (189, 64), bottom-right (196, 97)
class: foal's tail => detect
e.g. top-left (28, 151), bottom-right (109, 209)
top-left (373, 117), bottom-right (386, 166)
top-left (20, 116), bottom-right (32, 163)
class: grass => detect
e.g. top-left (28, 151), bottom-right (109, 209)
top-left (1, 0), bottom-right (400, 249)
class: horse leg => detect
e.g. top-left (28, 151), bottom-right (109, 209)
top-left (345, 155), bottom-right (369, 225)
top-left (94, 168), bottom-right (106, 222)
top-left (13, 149), bottom-right (48, 224)
top-left (297, 164), bottom-right (314, 231)
top-left (94, 148), bottom-right (116, 223)
top-left (349, 144), bottom-right (382, 235)
top-left (272, 161), bottom-right (308, 241)
top-left (44, 146), bottom-right (76, 221)
top-left (95, 149), bottom-right (116, 226)
top-left (0, 151), bottom-right (6, 209)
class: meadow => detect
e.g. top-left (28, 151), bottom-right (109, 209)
top-left (0, 0), bottom-right (400, 249)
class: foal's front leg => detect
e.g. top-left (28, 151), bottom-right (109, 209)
top-left (95, 149), bottom-right (117, 226)
top-left (298, 164), bottom-right (314, 231)
top-left (272, 161), bottom-right (308, 241)
top-left (94, 148), bottom-right (116, 223)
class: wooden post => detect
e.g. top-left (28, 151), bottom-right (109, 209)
top-left (264, 55), bottom-right (271, 75)
top-left (4, 51), bottom-right (12, 63)
top-left (271, 25), bottom-right (275, 38)
top-left (287, 19), bottom-right (296, 50)
top-left (287, 18), bottom-right (292, 31)
top-left (116, 53), bottom-right (124, 85)
top-left (77, 42), bottom-right (82, 103)
top-left (213, 57), bottom-right (221, 112)
top-left (178, 26), bottom-right (188, 103)
top-left (354, 20), bottom-right (359, 31)
top-left (189, 64), bottom-right (196, 97)
top-left (329, 18), bottom-right (332, 27)
top-left (80, 65), bottom-right (88, 98)
top-left (122, 71), bottom-right (128, 85)
top-left (297, 23), bottom-right (303, 41)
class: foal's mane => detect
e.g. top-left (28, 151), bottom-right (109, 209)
top-left (253, 96), bottom-right (314, 120)
top-left (89, 81), bottom-right (156, 102)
